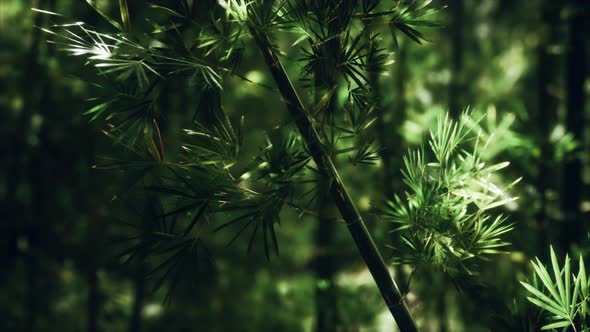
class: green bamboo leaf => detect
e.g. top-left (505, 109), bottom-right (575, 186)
top-left (550, 247), bottom-right (567, 307)
top-left (532, 258), bottom-right (562, 306)
top-left (83, 101), bottom-right (112, 121)
top-left (526, 296), bottom-right (568, 319)
top-left (521, 282), bottom-right (565, 314)
top-left (118, 0), bottom-right (131, 31)
top-left (541, 320), bottom-right (572, 330)
top-left (86, 0), bottom-right (124, 31)
top-left (573, 264), bottom-right (582, 317)
top-left (565, 254), bottom-right (572, 312)
top-left (483, 161), bottom-right (510, 173)
top-left (404, 19), bottom-right (443, 28)
top-left (291, 34), bottom-right (308, 47)
top-left (579, 254), bottom-right (587, 297)
top-left (31, 8), bottom-right (62, 16)
top-left (394, 24), bottom-right (424, 44)
top-left (182, 203), bottom-right (208, 236)
top-left (481, 197), bottom-right (518, 211)
top-left (148, 4), bottom-right (185, 18)
top-left (579, 255), bottom-right (589, 318)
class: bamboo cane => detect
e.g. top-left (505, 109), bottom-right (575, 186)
top-left (248, 26), bottom-right (419, 332)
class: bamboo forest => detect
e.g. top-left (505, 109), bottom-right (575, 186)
top-left (1, 0), bottom-right (590, 331)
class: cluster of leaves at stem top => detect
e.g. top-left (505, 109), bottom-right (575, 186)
top-left (522, 247), bottom-right (590, 331)
top-left (36, 0), bottom-right (444, 297)
top-left (381, 113), bottom-right (520, 275)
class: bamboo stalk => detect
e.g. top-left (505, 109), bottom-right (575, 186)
top-left (313, 25), bottom-right (340, 330)
top-left (248, 26), bottom-right (419, 332)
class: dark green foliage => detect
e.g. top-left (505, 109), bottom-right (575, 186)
top-left (2, 0), bottom-right (588, 331)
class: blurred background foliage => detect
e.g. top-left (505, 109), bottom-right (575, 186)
top-left (0, 0), bottom-right (588, 331)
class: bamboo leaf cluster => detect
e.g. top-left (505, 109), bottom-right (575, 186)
top-left (382, 113), bottom-right (519, 274)
top-left (35, 1), bottom-right (451, 329)
top-left (521, 247), bottom-right (590, 331)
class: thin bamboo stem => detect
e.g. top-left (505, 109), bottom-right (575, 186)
top-left (248, 26), bottom-right (419, 332)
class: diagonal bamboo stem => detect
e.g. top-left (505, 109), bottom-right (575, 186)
top-left (248, 26), bottom-right (419, 332)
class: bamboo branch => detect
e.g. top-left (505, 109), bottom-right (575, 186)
top-left (248, 26), bottom-right (419, 332)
